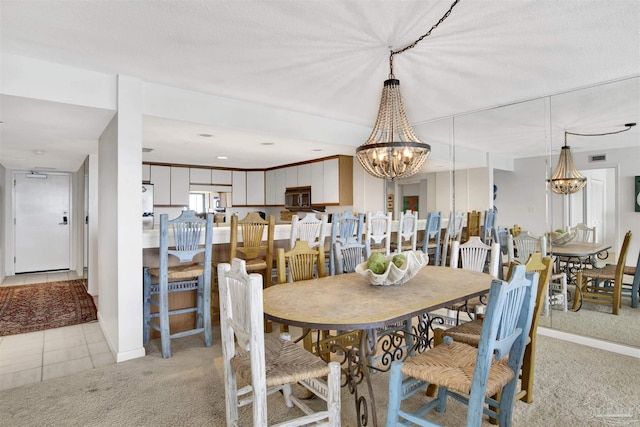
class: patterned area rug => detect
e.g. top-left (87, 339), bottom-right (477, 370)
top-left (0, 280), bottom-right (97, 336)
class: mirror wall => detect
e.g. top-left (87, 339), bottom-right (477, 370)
top-left (398, 75), bottom-right (639, 349)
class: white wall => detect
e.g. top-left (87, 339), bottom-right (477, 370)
top-left (494, 156), bottom-right (549, 237)
top-left (0, 164), bottom-right (5, 283)
top-left (87, 155), bottom-right (99, 296)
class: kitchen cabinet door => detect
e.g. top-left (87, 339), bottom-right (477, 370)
top-left (285, 166), bottom-right (298, 188)
top-left (246, 171), bottom-right (265, 206)
top-left (142, 164), bottom-right (151, 182)
top-left (232, 171), bottom-right (247, 206)
top-left (297, 164), bottom-right (311, 187)
top-left (189, 167), bottom-right (212, 184)
top-left (265, 170), bottom-right (276, 205)
top-left (275, 168), bottom-right (286, 205)
top-left (211, 169), bottom-right (232, 185)
top-left (311, 161), bottom-right (324, 204)
top-left (150, 165), bottom-right (171, 205)
top-left (323, 158), bottom-right (340, 204)
top-left (170, 167), bottom-right (190, 206)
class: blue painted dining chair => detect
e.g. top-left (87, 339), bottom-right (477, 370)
top-left (329, 211), bottom-right (364, 276)
top-left (143, 210), bottom-right (213, 358)
top-left (386, 265), bottom-right (539, 427)
top-left (422, 211), bottom-right (442, 266)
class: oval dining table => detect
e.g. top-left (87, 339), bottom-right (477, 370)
top-left (263, 265), bottom-right (495, 427)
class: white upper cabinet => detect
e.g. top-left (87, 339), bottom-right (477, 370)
top-left (232, 170), bottom-right (247, 206)
top-left (265, 170), bottom-right (276, 205)
top-left (150, 165), bottom-right (171, 205)
top-left (323, 158), bottom-right (340, 204)
top-left (285, 166), bottom-right (298, 188)
top-left (297, 164), bottom-right (311, 187)
top-left (170, 167), bottom-right (190, 206)
top-left (211, 169), bottom-right (232, 185)
top-left (275, 168), bottom-right (286, 205)
top-left (142, 164), bottom-right (151, 182)
top-left (189, 167), bottom-right (212, 184)
top-left (246, 171), bottom-right (265, 206)
top-left (310, 161), bottom-right (324, 204)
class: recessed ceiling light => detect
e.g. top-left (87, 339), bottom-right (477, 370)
top-left (198, 133), bottom-right (214, 138)
top-left (217, 156), bottom-right (228, 160)
top-left (312, 149), bottom-right (323, 152)
top-left (260, 142), bottom-right (274, 145)
top-left (33, 150), bottom-right (45, 155)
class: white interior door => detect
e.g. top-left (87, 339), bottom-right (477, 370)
top-left (14, 172), bottom-right (71, 273)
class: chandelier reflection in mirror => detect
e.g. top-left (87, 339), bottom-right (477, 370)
top-left (550, 123), bottom-right (636, 195)
top-left (356, 0), bottom-right (460, 180)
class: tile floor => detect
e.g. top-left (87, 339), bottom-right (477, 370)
top-left (0, 271), bottom-right (115, 391)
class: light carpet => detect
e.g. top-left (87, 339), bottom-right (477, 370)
top-left (0, 330), bottom-right (638, 426)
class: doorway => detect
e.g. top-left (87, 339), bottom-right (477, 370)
top-left (13, 172), bottom-right (72, 273)
top-left (569, 167), bottom-right (615, 245)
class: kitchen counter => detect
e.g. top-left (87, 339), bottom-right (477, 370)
top-left (141, 219), bottom-right (435, 249)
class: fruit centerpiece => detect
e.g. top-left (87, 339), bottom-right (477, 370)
top-left (356, 251), bottom-right (429, 286)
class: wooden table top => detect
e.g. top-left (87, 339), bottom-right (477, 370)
top-left (263, 266), bottom-right (494, 331)
top-left (547, 241), bottom-right (611, 257)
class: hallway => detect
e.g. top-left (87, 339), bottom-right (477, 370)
top-left (0, 272), bottom-right (114, 391)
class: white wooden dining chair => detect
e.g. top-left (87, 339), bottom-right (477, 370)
top-left (448, 236), bottom-right (500, 323)
top-left (289, 212), bottom-right (328, 250)
top-left (540, 235), bottom-right (569, 314)
top-left (218, 259), bottom-right (341, 427)
top-left (365, 211), bottom-right (392, 256)
top-left (391, 210), bottom-right (419, 253)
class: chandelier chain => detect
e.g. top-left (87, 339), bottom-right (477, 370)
top-left (389, 0), bottom-right (460, 78)
top-left (565, 123), bottom-right (636, 142)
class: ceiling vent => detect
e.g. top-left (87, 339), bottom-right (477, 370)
top-left (589, 154), bottom-right (607, 162)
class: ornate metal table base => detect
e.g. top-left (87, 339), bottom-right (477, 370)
top-left (306, 313), bottom-right (446, 426)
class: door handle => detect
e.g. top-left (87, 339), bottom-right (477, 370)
top-left (59, 216), bottom-right (68, 225)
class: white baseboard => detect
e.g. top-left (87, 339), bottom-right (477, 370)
top-left (538, 327), bottom-right (640, 358)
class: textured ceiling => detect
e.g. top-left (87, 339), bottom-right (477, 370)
top-left (0, 0), bottom-right (639, 172)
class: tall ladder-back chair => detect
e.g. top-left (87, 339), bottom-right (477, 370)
top-left (386, 265), bottom-right (539, 427)
top-left (447, 236), bottom-right (500, 324)
top-left (392, 210), bottom-right (419, 253)
top-left (143, 210), bottom-right (213, 358)
top-left (364, 211), bottom-right (392, 256)
top-left (230, 212), bottom-right (275, 331)
top-left (422, 211), bottom-right (442, 266)
top-left (276, 240), bottom-right (327, 351)
top-left (229, 212), bottom-right (275, 289)
top-left (573, 230), bottom-right (632, 315)
top-left (289, 213), bottom-right (328, 251)
top-left (440, 211), bottom-right (464, 266)
top-left (218, 259), bottom-right (341, 427)
top-left (433, 253), bottom-right (553, 407)
top-left (329, 211), bottom-right (364, 276)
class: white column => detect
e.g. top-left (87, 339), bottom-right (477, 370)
top-left (98, 75), bottom-right (145, 362)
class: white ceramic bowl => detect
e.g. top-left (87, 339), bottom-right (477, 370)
top-left (355, 250), bottom-right (429, 286)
